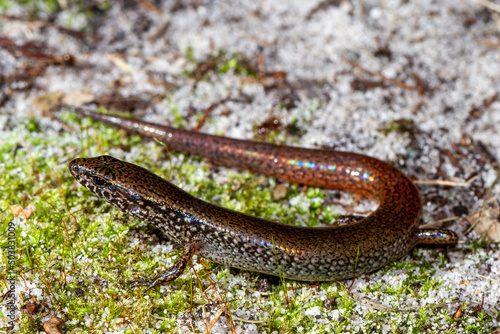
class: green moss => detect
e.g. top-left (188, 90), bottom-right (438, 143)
top-left (167, 97), bottom-right (185, 129)
top-left (218, 53), bottom-right (256, 77)
top-left (468, 238), bottom-right (491, 253)
top-left (0, 0), bottom-right (107, 19)
top-left (378, 118), bottom-right (419, 137)
top-left (184, 49), bottom-right (256, 81)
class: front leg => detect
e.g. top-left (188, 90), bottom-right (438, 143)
top-left (131, 243), bottom-right (199, 293)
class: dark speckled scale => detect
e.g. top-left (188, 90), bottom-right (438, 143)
top-left (69, 109), bottom-right (457, 282)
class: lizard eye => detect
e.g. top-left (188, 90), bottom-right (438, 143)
top-left (91, 175), bottom-right (111, 187)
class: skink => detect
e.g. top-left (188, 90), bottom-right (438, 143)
top-left (69, 109), bottom-right (457, 291)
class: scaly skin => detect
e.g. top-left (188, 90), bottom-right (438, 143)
top-left (69, 109), bottom-right (457, 288)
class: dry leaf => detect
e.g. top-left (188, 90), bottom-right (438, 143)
top-left (273, 183), bottom-right (288, 201)
top-left (453, 304), bottom-right (464, 319)
top-left (42, 316), bottom-right (64, 334)
top-left (32, 91), bottom-right (64, 112)
top-left (109, 53), bottom-right (136, 72)
top-left (12, 204), bottom-right (36, 219)
top-left (62, 91), bottom-right (95, 107)
top-left (25, 302), bottom-right (39, 315)
top-left (471, 207), bottom-right (500, 242)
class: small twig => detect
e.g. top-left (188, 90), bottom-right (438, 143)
top-left (231, 315), bottom-right (266, 324)
top-left (476, 274), bottom-right (500, 284)
top-left (477, 0), bottom-right (500, 13)
top-left (133, 0), bottom-right (162, 14)
top-left (193, 95), bottom-right (231, 131)
top-left (420, 216), bottom-right (459, 229)
top-left (484, 93), bottom-right (498, 109)
top-left (109, 54), bottom-right (137, 73)
top-left (414, 175), bottom-right (477, 187)
top-left (480, 40), bottom-right (500, 48)
top-left (206, 308), bottom-right (225, 333)
top-left (197, 266), bottom-right (236, 333)
top-left (148, 21), bottom-right (170, 42)
top-left (411, 72), bottom-right (427, 95)
top-left (346, 58), bottom-right (419, 91)
top-left (244, 287), bottom-right (271, 295)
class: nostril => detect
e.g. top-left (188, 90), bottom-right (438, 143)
top-left (69, 158), bottom-right (85, 171)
